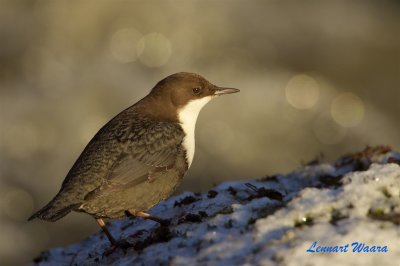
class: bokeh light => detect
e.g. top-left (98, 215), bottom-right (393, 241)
top-left (137, 33), bottom-right (172, 67)
top-left (110, 28), bottom-right (143, 63)
top-left (285, 74), bottom-right (320, 110)
top-left (1, 187), bottom-right (34, 221)
top-left (331, 92), bottom-right (365, 127)
top-left (313, 113), bottom-right (347, 145)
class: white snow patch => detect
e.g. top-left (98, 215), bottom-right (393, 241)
top-left (31, 150), bottom-right (400, 266)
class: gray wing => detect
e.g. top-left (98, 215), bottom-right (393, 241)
top-left (84, 120), bottom-right (185, 200)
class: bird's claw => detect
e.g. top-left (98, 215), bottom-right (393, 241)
top-left (102, 239), bottom-right (132, 256)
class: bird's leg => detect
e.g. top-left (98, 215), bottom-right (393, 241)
top-left (96, 218), bottom-right (132, 256)
top-left (96, 218), bottom-right (117, 246)
top-left (126, 210), bottom-right (170, 226)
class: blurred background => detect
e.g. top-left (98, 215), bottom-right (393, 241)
top-left (1, 0), bottom-right (399, 265)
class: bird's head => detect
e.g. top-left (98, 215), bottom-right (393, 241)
top-left (142, 72), bottom-right (239, 123)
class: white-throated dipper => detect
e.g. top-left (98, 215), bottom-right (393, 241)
top-left (28, 72), bottom-right (239, 247)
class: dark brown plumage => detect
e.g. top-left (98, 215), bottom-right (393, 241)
top-left (28, 72), bottom-right (239, 246)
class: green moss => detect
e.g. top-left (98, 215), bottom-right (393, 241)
top-left (368, 208), bottom-right (385, 218)
top-left (330, 208), bottom-right (348, 225)
top-left (380, 187), bottom-right (392, 198)
top-left (368, 208), bottom-right (400, 225)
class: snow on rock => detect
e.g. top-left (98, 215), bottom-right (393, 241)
top-left (31, 146), bottom-right (400, 266)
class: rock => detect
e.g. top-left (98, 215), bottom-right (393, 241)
top-left (31, 146), bottom-right (400, 266)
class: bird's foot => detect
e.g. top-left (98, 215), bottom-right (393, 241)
top-left (102, 239), bottom-right (132, 256)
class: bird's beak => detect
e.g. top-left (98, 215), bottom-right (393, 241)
top-left (213, 86), bottom-right (240, 96)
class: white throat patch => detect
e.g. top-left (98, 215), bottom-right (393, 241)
top-left (178, 96), bottom-right (213, 167)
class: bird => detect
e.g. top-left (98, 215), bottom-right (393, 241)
top-left (28, 72), bottom-right (239, 247)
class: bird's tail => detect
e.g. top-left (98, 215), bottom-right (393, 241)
top-left (28, 197), bottom-right (81, 222)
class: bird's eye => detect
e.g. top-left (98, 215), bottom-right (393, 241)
top-left (192, 87), bottom-right (201, 95)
